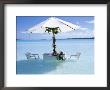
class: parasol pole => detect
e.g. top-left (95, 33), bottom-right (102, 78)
top-left (52, 30), bottom-right (57, 56)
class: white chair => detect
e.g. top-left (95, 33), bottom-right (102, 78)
top-left (69, 52), bottom-right (81, 60)
top-left (25, 52), bottom-right (40, 60)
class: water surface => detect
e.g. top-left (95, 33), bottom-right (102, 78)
top-left (16, 39), bottom-right (94, 74)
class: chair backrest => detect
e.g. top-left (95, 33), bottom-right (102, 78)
top-left (76, 52), bottom-right (81, 56)
top-left (76, 52), bottom-right (81, 59)
top-left (25, 52), bottom-right (31, 60)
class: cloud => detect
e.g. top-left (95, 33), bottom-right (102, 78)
top-left (85, 20), bottom-right (94, 24)
top-left (80, 27), bottom-right (88, 30)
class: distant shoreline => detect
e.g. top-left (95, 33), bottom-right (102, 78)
top-left (17, 37), bottom-right (94, 41)
top-left (65, 37), bottom-right (94, 39)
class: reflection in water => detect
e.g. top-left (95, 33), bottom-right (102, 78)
top-left (16, 59), bottom-right (63, 74)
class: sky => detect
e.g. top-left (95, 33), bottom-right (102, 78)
top-left (16, 16), bottom-right (94, 40)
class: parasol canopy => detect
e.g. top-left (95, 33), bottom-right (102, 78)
top-left (27, 17), bottom-right (80, 33)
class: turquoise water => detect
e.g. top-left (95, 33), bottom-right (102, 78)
top-left (16, 39), bottom-right (94, 74)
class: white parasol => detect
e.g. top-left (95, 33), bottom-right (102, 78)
top-left (27, 17), bottom-right (80, 56)
top-left (27, 17), bottom-right (80, 33)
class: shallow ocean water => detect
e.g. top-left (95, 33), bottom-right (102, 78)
top-left (16, 39), bottom-right (94, 74)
